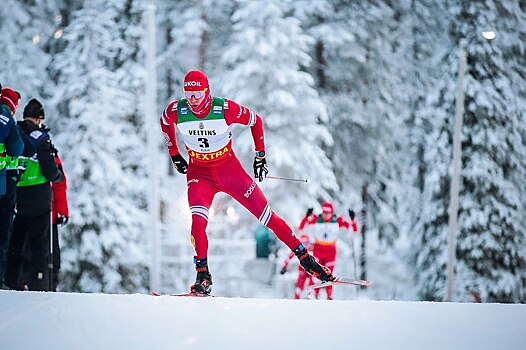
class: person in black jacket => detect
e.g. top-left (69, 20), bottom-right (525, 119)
top-left (4, 98), bottom-right (63, 291)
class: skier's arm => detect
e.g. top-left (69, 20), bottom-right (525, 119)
top-left (223, 99), bottom-right (265, 152)
top-left (160, 101), bottom-right (181, 156)
top-left (337, 216), bottom-right (351, 230)
top-left (160, 101), bottom-right (188, 174)
top-left (348, 210), bottom-right (358, 233)
top-left (298, 212), bottom-right (317, 231)
top-left (280, 251), bottom-right (295, 274)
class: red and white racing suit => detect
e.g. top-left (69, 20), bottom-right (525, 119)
top-left (160, 97), bottom-right (301, 259)
top-left (298, 213), bottom-right (358, 299)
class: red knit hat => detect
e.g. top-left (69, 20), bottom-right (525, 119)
top-left (184, 70), bottom-right (209, 91)
top-left (1, 87), bottom-right (21, 114)
top-left (322, 202), bottom-right (334, 213)
top-left (183, 70), bottom-right (212, 115)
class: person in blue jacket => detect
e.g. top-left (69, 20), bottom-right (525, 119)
top-left (0, 85), bottom-right (25, 289)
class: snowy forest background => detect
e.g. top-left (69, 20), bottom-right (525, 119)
top-left (1, 0), bottom-right (525, 303)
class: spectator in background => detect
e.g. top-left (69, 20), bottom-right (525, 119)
top-left (0, 86), bottom-right (27, 289)
top-left (254, 224), bottom-right (277, 259)
top-left (4, 99), bottom-right (63, 291)
top-left (50, 150), bottom-right (69, 291)
top-left (19, 143), bottom-right (69, 291)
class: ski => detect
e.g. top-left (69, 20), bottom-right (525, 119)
top-left (310, 277), bottom-right (374, 290)
top-left (150, 291), bottom-right (213, 297)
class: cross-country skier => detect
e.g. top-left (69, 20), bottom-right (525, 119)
top-left (298, 202), bottom-right (359, 299)
top-left (279, 233), bottom-right (315, 299)
top-left (160, 70), bottom-right (335, 295)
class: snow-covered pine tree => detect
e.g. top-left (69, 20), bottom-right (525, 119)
top-left (417, 0), bottom-right (526, 302)
top-left (406, 0), bottom-right (453, 296)
top-left (157, 0), bottom-right (204, 106)
top-left (50, 0), bottom-right (148, 293)
top-left (0, 0), bottom-right (58, 102)
top-left (452, 0), bottom-right (526, 303)
top-left (219, 0), bottom-right (337, 226)
top-left (293, 0), bottom-right (404, 244)
top-left (298, 1), bottom-right (407, 292)
top-left (157, 0), bottom-right (235, 174)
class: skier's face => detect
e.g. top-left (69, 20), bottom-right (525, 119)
top-left (185, 89), bottom-right (207, 108)
top-left (322, 211), bottom-right (332, 221)
top-left (27, 116), bottom-right (43, 127)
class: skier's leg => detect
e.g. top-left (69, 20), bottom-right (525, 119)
top-left (217, 158), bottom-right (334, 281)
top-left (186, 170), bottom-right (217, 294)
top-left (323, 248), bottom-right (337, 299)
top-left (324, 258), bottom-right (336, 300)
top-left (294, 269), bottom-right (308, 299)
top-left (219, 160), bottom-right (300, 249)
top-left (221, 161), bottom-right (334, 281)
top-left (315, 247), bottom-right (336, 299)
top-left (187, 176), bottom-right (217, 260)
top-left (306, 274), bottom-right (320, 298)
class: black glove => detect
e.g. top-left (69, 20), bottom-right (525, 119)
top-left (280, 266), bottom-right (288, 275)
top-left (57, 216), bottom-right (69, 225)
top-left (171, 154), bottom-right (188, 174)
top-left (53, 170), bottom-right (65, 183)
top-left (305, 208), bottom-right (314, 217)
top-left (348, 209), bottom-right (355, 220)
top-left (253, 154), bottom-right (268, 182)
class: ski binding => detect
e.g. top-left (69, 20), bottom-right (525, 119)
top-left (310, 277), bottom-right (374, 290)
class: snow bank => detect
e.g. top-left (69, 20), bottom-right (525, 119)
top-left (0, 290), bottom-right (524, 350)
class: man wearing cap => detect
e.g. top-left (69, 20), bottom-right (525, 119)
top-left (160, 70), bottom-right (335, 295)
top-left (0, 86), bottom-right (26, 289)
top-left (298, 202), bottom-right (359, 299)
top-left (4, 98), bottom-right (63, 291)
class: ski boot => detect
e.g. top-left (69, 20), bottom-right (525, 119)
top-left (190, 257), bottom-right (212, 294)
top-left (293, 245), bottom-right (335, 282)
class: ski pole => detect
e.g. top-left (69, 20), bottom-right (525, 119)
top-left (49, 211), bottom-right (53, 291)
top-left (350, 230), bottom-right (358, 280)
top-left (348, 209), bottom-right (358, 280)
top-left (265, 176), bottom-right (310, 183)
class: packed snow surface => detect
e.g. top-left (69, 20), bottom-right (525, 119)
top-left (0, 290), bottom-right (524, 350)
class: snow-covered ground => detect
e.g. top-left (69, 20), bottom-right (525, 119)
top-left (1, 290), bottom-right (524, 350)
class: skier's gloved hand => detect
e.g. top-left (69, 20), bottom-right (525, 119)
top-left (253, 151), bottom-right (268, 182)
top-left (57, 216), bottom-right (69, 225)
top-left (171, 154), bottom-right (188, 174)
top-left (349, 209), bottom-right (358, 232)
top-left (306, 208), bottom-right (314, 217)
top-left (53, 170), bottom-right (65, 184)
top-left (280, 262), bottom-right (289, 275)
